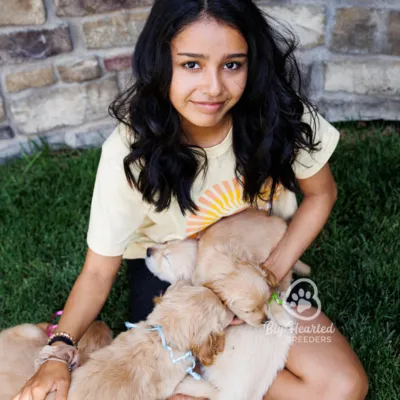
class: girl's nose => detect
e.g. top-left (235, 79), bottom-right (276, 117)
top-left (203, 69), bottom-right (223, 96)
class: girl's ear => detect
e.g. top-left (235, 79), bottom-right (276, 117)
top-left (190, 331), bottom-right (226, 367)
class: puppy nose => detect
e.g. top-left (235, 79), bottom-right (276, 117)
top-left (262, 316), bottom-right (270, 324)
top-left (146, 248), bottom-right (152, 257)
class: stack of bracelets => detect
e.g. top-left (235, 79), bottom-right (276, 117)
top-left (47, 331), bottom-right (78, 348)
top-left (46, 310), bottom-right (77, 348)
top-left (34, 311), bottom-right (80, 373)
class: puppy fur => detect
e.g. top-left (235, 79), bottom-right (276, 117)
top-left (146, 209), bottom-right (310, 326)
top-left (67, 280), bottom-right (234, 400)
top-left (146, 239), bottom-right (199, 284)
top-left (0, 321), bottom-right (112, 400)
top-left (174, 321), bottom-right (294, 400)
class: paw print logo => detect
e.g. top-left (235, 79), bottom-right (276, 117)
top-left (282, 278), bottom-right (321, 321)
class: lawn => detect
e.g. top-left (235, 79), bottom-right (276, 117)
top-left (0, 122), bottom-right (399, 399)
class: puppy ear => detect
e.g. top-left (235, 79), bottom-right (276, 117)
top-left (153, 295), bottom-right (163, 305)
top-left (191, 331), bottom-right (226, 367)
top-left (203, 281), bottom-right (229, 307)
top-left (264, 269), bottom-right (279, 289)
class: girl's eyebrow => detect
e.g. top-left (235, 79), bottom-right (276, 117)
top-left (176, 52), bottom-right (248, 60)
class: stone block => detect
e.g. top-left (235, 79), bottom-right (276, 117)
top-left (0, 100), bottom-right (5, 122)
top-left (324, 61), bottom-right (400, 97)
top-left (84, 76), bottom-right (120, 122)
top-left (10, 76), bottom-right (120, 135)
top-left (83, 12), bottom-right (148, 49)
top-left (261, 5), bottom-right (325, 49)
top-left (54, 0), bottom-right (153, 17)
top-left (57, 57), bottom-right (101, 83)
top-left (10, 86), bottom-right (86, 135)
top-left (0, 24), bottom-right (73, 66)
top-left (0, 127), bottom-right (14, 141)
top-left (104, 55), bottom-right (132, 72)
top-left (388, 11), bottom-right (400, 56)
top-left (331, 8), bottom-right (387, 54)
top-left (318, 97), bottom-right (400, 122)
top-left (117, 70), bottom-right (134, 92)
top-left (0, 0), bottom-right (46, 26)
top-left (6, 66), bottom-right (54, 93)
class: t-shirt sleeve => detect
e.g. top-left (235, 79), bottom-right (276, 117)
top-left (86, 146), bottom-right (146, 257)
top-left (292, 109), bottom-right (340, 180)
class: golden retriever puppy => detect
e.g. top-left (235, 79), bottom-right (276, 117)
top-left (146, 208), bottom-right (310, 326)
top-left (194, 208), bottom-right (310, 293)
top-left (146, 238), bottom-right (199, 283)
top-left (173, 321), bottom-right (294, 400)
top-left (0, 321), bottom-right (112, 400)
top-left (146, 219), bottom-right (295, 400)
top-left (67, 280), bottom-right (234, 400)
top-left (145, 237), bottom-right (296, 400)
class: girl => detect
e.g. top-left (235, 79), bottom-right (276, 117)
top-left (15, 1), bottom-right (368, 399)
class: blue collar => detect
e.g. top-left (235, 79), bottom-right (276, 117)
top-left (125, 322), bottom-right (201, 381)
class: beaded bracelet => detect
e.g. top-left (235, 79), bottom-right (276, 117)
top-left (48, 331), bottom-right (78, 348)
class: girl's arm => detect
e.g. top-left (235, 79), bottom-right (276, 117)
top-left (54, 249), bottom-right (122, 340)
top-left (263, 163), bottom-right (337, 282)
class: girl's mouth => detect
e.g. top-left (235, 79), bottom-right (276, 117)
top-left (191, 101), bottom-right (225, 113)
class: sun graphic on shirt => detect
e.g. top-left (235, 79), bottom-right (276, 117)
top-left (185, 178), bottom-right (281, 237)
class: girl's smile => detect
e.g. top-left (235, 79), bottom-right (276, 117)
top-left (190, 100), bottom-right (225, 114)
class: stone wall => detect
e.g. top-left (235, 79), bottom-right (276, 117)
top-left (0, 0), bottom-right (399, 162)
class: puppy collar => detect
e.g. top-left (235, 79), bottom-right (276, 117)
top-left (269, 292), bottom-right (283, 305)
top-left (125, 322), bottom-right (201, 381)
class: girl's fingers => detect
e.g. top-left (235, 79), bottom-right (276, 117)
top-left (15, 389), bottom-right (32, 400)
top-left (55, 381), bottom-right (69, 400)
top-left (11, 392), bottom-right (21, 400)
top-left (31, 385), bottom-right (50, 400)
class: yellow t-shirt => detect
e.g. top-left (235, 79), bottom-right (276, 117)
top-left (87, 111), bottom-right (340, 259)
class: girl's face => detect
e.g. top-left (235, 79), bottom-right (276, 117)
top-left (170, 18), bottom-right (248, 131)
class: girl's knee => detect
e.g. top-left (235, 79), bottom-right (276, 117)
top-left (326, 364), bottom-right (368, 400)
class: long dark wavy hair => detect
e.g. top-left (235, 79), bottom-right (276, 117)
top-left (109, 0), bottom-right (319, 215)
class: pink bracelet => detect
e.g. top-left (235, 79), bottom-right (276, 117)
top-left (46, 310), bottom-right (63, 337)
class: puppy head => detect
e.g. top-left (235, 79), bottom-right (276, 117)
top-left (205, 263), bottom-right (272, 327)
top-left (148, 280), bottom-right (234, 366)
top-left (145, 239), bottom-right (198, 283)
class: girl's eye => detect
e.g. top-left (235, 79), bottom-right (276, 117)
top-left (184, 61), bottom-right (199, 69)
top-left (225, 62), bottom-right (242, 70)
top-left (182, 62), bottom-right (243, 71)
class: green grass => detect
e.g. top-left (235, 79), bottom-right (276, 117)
top-left (0, 122), bottom-right (399, 399)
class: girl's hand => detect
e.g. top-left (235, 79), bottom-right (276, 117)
top-left (13, 360), bottom-right (71, 400)
top-left (262, 242), bottom-right (293, 284)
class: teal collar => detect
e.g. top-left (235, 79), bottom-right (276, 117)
top-left (125, 322), bottom-right (201, 381)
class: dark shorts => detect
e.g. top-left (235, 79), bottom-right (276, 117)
top-left (126, 258), bottom-right (171, 323)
